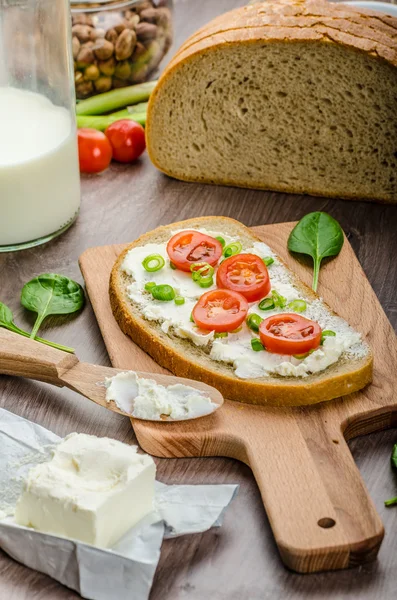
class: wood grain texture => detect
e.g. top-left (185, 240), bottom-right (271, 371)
top-left (0, 0), bottom-right (396, 597)
top-left (79, 221), bottom-right (396, 573)
top-left (0, 328), bottom-right (223, 419)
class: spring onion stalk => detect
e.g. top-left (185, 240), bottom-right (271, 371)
top-left (190, 312), bottom-right (195, 323)
top-left (142, 254), bottom-right (165, 273)
top-left (251, 338), bottom-right (264, 352)
top-left (144, 282), bottom-right (157, 292)
top-left (263, 257), bottom-right (274, 266)
top-left (246, 314), bottom-right (263, 332)
top-left (174, 296), bottom-right (185, 306)
top-left (272, 290), bottom-right (287, 308)
top-left (76, 81), bottom-right (157, 116)
top-left (385, 497), bottom-right (397, 507)
top-left (151, 284), bottom-right (175, 302)
top-left (214, 332), bottom-right (228, 338)
top-left (110, 102), bottom-right (148, 119)
top-left (215, 236), bottom-right (226, 247)
top-left (170, 262), bottom-right (177, 270)
top-left (223, 241), bottom-right (243, 258)
top-left (321, 330), bottom-right (336, 344)
top-left (288, 299), bottom-right (307, 313)
top-left (259, 297), bottom-right (275, 311)
top-left (76, 112), bottom-right (146, 131)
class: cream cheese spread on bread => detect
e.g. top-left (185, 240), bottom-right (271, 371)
top-left (121, 229), bottom-right (368, 380)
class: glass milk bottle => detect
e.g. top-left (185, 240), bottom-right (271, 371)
top-left (0, 0), bottom-right (81, 251)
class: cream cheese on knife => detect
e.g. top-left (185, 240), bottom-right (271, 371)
top-left (105, 371), bottom-right (217, 420)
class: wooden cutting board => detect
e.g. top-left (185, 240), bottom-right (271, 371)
top-left (79, 221), bottom-right (397, 574)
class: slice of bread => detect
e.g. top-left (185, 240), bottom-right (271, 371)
top-left (146, 0), bottom-right (397, 203)
top-left (109, 217), bottom-right (373, 407)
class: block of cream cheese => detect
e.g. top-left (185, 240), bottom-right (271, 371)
top-left (15, 433), bottom-right (156, 548)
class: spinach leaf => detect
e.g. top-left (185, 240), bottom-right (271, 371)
top-left (21, 273), bottom-right (84, 341)
top-left (287, 212), bottom-right (344, 292)
top-left (384, 444), bottom-right (397, 507)
top-left (0, 302), bottom-right (16, 331)
top-left (391, 444), bottom-right (397, 470)
top-left (0, 300), bottom-right (75, 353)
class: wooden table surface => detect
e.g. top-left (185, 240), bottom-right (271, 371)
top-left (1, 1), bottom-right (397, 598)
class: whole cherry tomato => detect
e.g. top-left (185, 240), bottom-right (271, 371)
top-left (77, 128), bottom-right (112, 174)
top-left (166, 230), bottom-right (223, 272)
top-left (216, 253), bottom-right (271, 302)
top-left (259, 313), bottom-right (322, 355)
top-left (105, 119), bottom-right (146, 163)
top-left (192, 289), bottom-right (248, 333)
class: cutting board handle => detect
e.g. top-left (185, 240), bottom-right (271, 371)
top-left (0, 329), bottom-right (78, 385)
top-left (245, 409), bottom-right (384, 573)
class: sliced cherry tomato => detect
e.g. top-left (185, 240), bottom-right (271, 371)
top-left (216, 253), bottom-right (271, 302)
top-left (105, 119), bottom-right (146, 163)
top-left (259, 313), bottom-right (322, 355)
top-left (77, 128), bottom-right (112, 174)
top-left (193, 289), bottom-right (248, 333)
top-left (167, 230), bottom-right (223, 272)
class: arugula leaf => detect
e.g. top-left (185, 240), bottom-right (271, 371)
top-left (21, 273), bottom-right (84, 340)
top-left (287, 212), bottom-right (344, 292)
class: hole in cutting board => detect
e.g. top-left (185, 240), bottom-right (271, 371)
top-left (318, 517), bottom-right (336, 529)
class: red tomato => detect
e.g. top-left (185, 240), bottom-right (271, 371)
top-left (167, 230), bottom-right (223, 272)
top-left (259, 314), bottom-right (322, 355)
top-left (105, 119), bottom-right (146, 163)
top-left (77, 128), bottom-right (112, 174)
top-left (193, 289), bottom-right (248, 333)
top-left (216, 253), bottom-right (271, 302)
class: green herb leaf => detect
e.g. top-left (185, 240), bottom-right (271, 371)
top-left (287, 212), bottom-right (344, 292)
top-left (385, 497), bottom-right (397, 507)
top-left (0, 300), bottom-right (75, 353)
top-left (391, 444), bottom-right (397, 470)
top-left (0, 302), bottom-right (16, 330)
top-left (21, 274), bottom-right (85, 340)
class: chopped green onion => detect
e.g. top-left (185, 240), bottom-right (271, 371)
top-left (246, 314), bottom-right (263, 332)
top-left (272, 290), bottom-right (287, 308)
top-left (231, 325), bottom-right (243, 333)
top-left (191, 262), bottom-right (215, 288)
top-left (170, 262), bottom-right (177, 270)
top-left (263, 257), bottom-right (274, 266)
top-left (223, 241), bottom-right (242, 258)
top-left (293, 349), bottom-right (316, 360)
top-left (190, 312), bottom-right (195, 323)
top-left (288, 299), bottom-right (307, 313)
top-left (142, 254), bottom-right (165, 272)
top-left (144, 281), bottom-right (156, 292)
top-left (215, 236), bottom-right (226, 247)
top-left (151, 284), bottom-right (175, 302)
top-left (251, 338), bottom-right (264, 352)
top-left (321, 330), bottom-right (336, 344)
top-left (174, 296), bottom-right (185, 306)
top-left (258, 297), bottom-right (275, 311)
top-left (214, 332), bottom-right (228, 338)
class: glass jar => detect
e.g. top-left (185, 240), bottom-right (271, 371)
top-left (71, 0), bottom-right (173, 99)
top-left (0, 0), bottom-right (80, 252)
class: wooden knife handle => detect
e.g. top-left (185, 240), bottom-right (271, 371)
top-left (0, 329), bottom-right (78, 385)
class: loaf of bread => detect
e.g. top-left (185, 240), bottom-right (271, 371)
top-left (146, 0), bottom-right (397, 203)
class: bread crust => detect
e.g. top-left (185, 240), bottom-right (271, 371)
top-left (146, 0), bottom-right (397, 203)
top-left (109, 216), bottom-right (373, 407)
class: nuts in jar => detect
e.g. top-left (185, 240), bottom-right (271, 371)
top-left (71, 0), bottom-right (173, 99)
